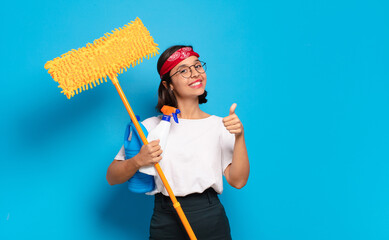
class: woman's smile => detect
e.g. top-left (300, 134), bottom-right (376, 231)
top-left (189, 79), bottom-right (203, 88)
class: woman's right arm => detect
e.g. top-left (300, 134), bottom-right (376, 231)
top-left (106, 139), bottom-right (162, 185)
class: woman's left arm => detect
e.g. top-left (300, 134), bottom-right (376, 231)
top-left (223, 103), bottom-right (250, 189)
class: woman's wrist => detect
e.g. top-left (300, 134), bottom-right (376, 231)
top-left (127, 155), bottom-right (142, 170)
top-left (235, 130), bottom-right (245, 141)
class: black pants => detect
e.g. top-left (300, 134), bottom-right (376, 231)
top-left (149, 188), bottom-right (232, 240)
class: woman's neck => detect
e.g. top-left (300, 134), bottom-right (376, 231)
top-left (176, 98), bottom-right (209, 119)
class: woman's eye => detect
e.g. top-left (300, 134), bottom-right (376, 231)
top-left (195, 63), bottom-right (203, 68)
top-left (180, 68), bottom-right (188, 73)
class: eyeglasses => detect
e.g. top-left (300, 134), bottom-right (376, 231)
top-left (170, 61), bottom-right (207, 78)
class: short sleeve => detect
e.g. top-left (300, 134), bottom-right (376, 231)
top-left (220, 122), bottom-right (235, 175)
top-left (113, 116), bottom-right (161, 161)
top-left (114, 145), bottom-right (126, 160)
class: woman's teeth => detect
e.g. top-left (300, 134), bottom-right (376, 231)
top-left (190, 82), bottom-right (201, 86)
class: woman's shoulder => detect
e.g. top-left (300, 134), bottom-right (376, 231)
top-left (209, 115), bottom-right (232, 135)
top-left (197, 111), bottom-right (221, 121)
top-left (201, 114), bottom-right (224, 123)
top-left (141, 115), bottom-right (162, 131)
top-left (205, 114), bottom-right (223, 123)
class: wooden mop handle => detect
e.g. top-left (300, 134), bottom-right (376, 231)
top-left (111, 77), bottom-right (197, 240)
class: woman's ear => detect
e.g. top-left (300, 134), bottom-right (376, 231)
top-left (162, 81), bottom-right (168, 89)
top-left (162, 81), bottom-right (174, 91)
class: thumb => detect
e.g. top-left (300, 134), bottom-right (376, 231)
top-left (229, 103), bottom-right (237, 115)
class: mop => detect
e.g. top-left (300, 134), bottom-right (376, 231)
top-left (44, 17), bottom-right (197, 240)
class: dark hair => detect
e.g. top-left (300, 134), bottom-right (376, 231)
top-left (156, 45), bottom-right (208, 112)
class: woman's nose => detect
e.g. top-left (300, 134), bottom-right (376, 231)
top-left (190, 66), bottom-right (200, 77)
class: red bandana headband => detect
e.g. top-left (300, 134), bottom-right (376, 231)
top-left (159, 47), bottom-right (200, 79)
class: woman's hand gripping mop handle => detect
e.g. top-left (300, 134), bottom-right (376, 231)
top-left (111, 76), bottom-right (197, 240)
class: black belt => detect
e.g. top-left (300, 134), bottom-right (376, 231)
top-left (154, 188), bottom-right (220, 212)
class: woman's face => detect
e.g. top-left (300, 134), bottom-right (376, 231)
top-left (167, 56), bottom-right (207, 101)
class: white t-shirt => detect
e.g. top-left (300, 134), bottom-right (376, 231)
top-left (114, 115), bottom-right (235, 197)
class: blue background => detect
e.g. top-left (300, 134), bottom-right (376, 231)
top-left (1, 0), bottom-right (388, 239)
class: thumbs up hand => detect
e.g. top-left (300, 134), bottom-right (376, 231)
top-left (223, 103), bottom-right (244, 137)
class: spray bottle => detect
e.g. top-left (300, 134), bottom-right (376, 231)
top-left (139, 105), bottom-right (180, 176)
top-left (125, 116), bottom-right (155, 193)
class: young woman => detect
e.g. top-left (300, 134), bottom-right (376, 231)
top-left (106, 45), bottom-right (250, 240)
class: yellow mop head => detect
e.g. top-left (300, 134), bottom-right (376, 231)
top-left (44, 17), bottom-right (159, 99)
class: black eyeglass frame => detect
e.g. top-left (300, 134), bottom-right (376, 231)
top-left (169, 61), bottom-right (207, 78)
